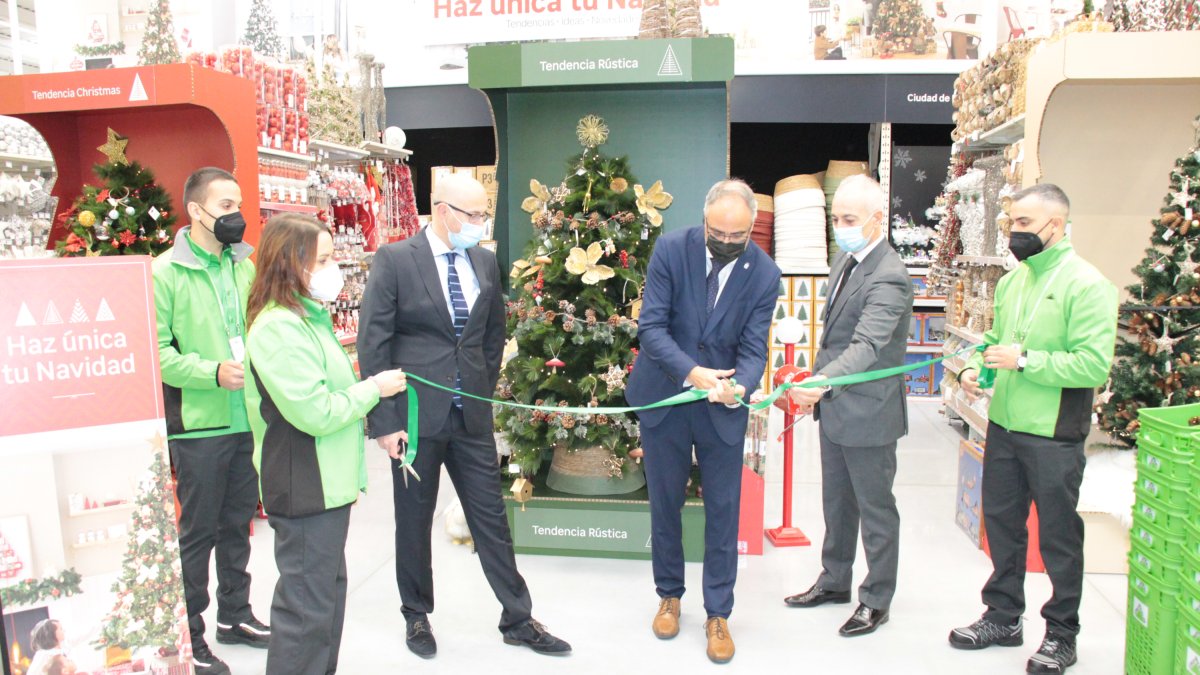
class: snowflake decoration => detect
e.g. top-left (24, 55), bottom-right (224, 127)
top-left (914, 169), bottom-right (927, 183)
top-left (549, 181), bottom-right (571, 205)
top-left (893, 148), bottom-right (913, 169)
top-left (576, 115), bottom-right (610, 148)
top-left (601, 364), bottom-right (626, 394)
top-left (1178, 241), bottom-right (1200, 281)
top-left (892, 195), bottom-right (903, 210)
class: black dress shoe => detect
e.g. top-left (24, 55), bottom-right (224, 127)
top-left (784, 584), bottom-right (852, 608)
top-left (839, 603), bottom-right (889, 637)
top-left (216, 615), bottom-right (271, 649)
top-left (406, 619), bottom-right (437, 658)
top-left (502, 619), bottom-right (572, 655)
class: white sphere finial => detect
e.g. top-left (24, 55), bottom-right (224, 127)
top-left (775, 316), bottom-right (804, 345)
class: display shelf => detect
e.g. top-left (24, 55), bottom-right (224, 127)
top-left (72, 535), bottom-right (127, 551)
top-left (954, 115), bottom-right (1025, 154)
top-left (943, 353), bottom-right (967, 374)
top-left (914, 297), bottom-right (947, 308)
top-left (781, 266), bottom-right (831, 276)
top-left (310, 139), bottom-right (369, 160)
top-left (363, 141), bottom-right (413, 159)
top-left (0, 152), bottom-right (56, 171)
top-left (907, 345), bottom-right (944, 354)
top-left (956, 254), bottom-right (1009, 266)
top-left (258, 146), bottom-right (312, 163)
top-left (338, 333), bottom-right (357, 346)
top-left (946, 324), bottom-right (985, 344)
top-left (907, 266), bottom-right (930, 275)
top-left (946, 396), bottom-right (989, 436)
top-left (68, 503), bottom-right (133, 518)
top-left (260, 201), bottom-right (321, 214)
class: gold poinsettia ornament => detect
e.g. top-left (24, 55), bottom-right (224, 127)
top-left (576, 114), bottom-right (610, 148)
top-left (521, 179), bottom-right (552, 224)
top-left (510, 247), bottom-right (554, 279)
top-left (565, 242), bottom-right (616, 285)
top-left (635, 180), bottom-right (673, 228)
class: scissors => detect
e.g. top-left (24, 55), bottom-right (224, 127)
top-left (399, 439), bottom-right (421, 488)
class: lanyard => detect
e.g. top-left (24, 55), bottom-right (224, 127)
top-left (204, 255), bottom-right (242, 340)
top-left (1009, 251), bottom-right (1072, 344)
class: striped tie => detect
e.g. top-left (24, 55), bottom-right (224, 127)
top-left (445, 252), bottom-right (468, 408)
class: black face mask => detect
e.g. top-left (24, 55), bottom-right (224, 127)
top-left (198, 206), bottom-right (246, 245)
top-left (1008, 220), bottom-right (1054, 261)
top-left (707, 236), bottom-right (748, 267)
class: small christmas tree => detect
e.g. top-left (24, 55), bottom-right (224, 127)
top-left (496, 115), bottom-right (671, 484)
top-left (95, 443), bottom-right (189, 654)
top-left (243, 0), bottom-right (284, 59)
top-left (137, 0), bottom-right (181, 65)
top-left (1096, 115), bottom-right (1200, 444)
top-left (875, 0), bottom-right (936, 54)
top-left (56, 128), bottom-right (177, 258)
top-left (305, 59), bottom-right (361, 146)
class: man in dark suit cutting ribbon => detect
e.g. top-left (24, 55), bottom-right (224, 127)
top-left (626, 179), bottom-right (781, 664)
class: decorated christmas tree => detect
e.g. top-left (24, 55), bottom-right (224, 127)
top-left (1111, 0), bottom-right (1200, 30)
top-left (137, 0), bottom-right (181, 65)
top-left (56, 128), bottom-right (177, 257)
top-left (305, 59), bottom-right (361, 146)
top-left (874, 0), bottom-right (937, 54)
top-left (95, 441), bottom-right (189, 655)
top-left (243, 0), bottom-right (285, 59)
top-left (496, 115), bottom-right (672, 488)
top-left (1096, 116), bottom-right (1200, 444)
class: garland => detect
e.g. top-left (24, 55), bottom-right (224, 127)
top-left (75, 42), bottom-right (126, 57)
top-left (0, 569), bottom-right (83, 607)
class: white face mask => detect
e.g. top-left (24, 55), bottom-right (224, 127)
top-left (308, 264), bottom-right (344, 303)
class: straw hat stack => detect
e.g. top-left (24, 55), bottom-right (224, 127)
top-left (823, 160), bottom-right (869, 266)
top-left (771, 174), bottom-right (828, 271)
top-left (751, 193), bottom-right (774, 256)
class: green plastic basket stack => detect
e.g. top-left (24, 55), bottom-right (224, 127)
top-left (1129, 404), bottom-right (1198, 675)
top-left (1182, 412), bottom-right (1200, 675)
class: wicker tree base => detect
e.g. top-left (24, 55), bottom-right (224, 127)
top-left (546, 444), bottom-right (646, 496)
top-left (638, 0), bottom-right (670, 38)
top-left (673, 0), bottom-right (704, 37)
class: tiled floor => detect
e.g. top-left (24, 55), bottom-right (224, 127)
top-left (212, 400), bottom-right (1128, 674)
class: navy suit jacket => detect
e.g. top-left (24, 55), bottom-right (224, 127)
top-left (626, 226), bottom-right (781, 445)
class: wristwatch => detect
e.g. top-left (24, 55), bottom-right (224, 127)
top-left (1017, 352), bottom-right (1028, 372)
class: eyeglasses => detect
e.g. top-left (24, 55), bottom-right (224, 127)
top-left (705, 222), bottom-right (752, 244)
top-left (436, 201), bottom-right (490, 225)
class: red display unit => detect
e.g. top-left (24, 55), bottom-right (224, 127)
top-left (0, 64), bottom-right (261, 246)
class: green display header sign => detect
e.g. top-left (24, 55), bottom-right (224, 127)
top-left (512, 506), bottom-right (652, 555)
top-left (469, 37), bottom-right (734, 89)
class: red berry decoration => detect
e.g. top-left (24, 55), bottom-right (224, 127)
top-left (620, 250), bottom-right (629, 268)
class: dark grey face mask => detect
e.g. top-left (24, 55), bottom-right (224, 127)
top-left (707, 237), bottom-right (747, 266)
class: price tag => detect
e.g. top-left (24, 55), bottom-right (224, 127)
top-left (229, 336), bottom-right (246, 363)
top-left (507, 463), bottom-right (522, 475)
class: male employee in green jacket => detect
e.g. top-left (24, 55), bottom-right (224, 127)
top-left (153, 167), bottom-right (270, 675)
top-left (948, 184), bottom-right (1117, 674)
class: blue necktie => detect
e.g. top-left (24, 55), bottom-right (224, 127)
top-left (445, 252), bottom-right (469, 408)
top-left (706, 262), bottom-right (726, 316)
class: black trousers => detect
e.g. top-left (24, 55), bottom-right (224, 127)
top-left (642, 401), bottom-right (744, 619)
top-left (169, 432), bottom-right (259, 644)
top-left (266, 506), bottom-right (351, 675)
top-left (981, 422), bottom-right (1087, 638)
top-left (391, 405), bottom-right (532, 632)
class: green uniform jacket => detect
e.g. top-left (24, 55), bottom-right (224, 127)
top-left (965, 237), bottom-right (1118, 441)
top-left (153, 228), bottom-right (255, 437)
top-left (245, 296), bottom-right (380, 517)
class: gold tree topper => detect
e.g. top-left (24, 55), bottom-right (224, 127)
top-left (635, 180), bottom-right (674, 228)
top-left (565, 242), bottom-right (616, 285)
top-left (97, 127), bottom-right (130, 164)
top-left (576, 114), bottom-right (609, 148)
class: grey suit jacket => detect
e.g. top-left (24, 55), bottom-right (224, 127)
top-left (814, 241), bottom-right (914, 447)
top-left (357, 229), bottom-right (507, 439)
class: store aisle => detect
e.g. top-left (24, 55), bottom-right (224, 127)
top-left (211, 400), bottom-right (1127, 674)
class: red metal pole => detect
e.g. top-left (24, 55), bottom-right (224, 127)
top-left (766, 341), bottom-right (810, 547)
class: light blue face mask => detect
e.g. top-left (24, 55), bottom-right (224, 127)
top-left (834, 224), bottom-right (869, 253)
top-left (445, 208), bottom-right (487, 250)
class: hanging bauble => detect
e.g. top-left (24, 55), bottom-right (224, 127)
top-left (108, 209), bottom-right (119, 220)
top-left (125, 206), bottom-right (135, 216)
top-left (78, 210), bottom-right (96, 227)
top-left (95, 221), bottom-right (111, 240)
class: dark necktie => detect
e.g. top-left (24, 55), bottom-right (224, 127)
top-left (830, 256), bottom-right (859, 308)
top-left (445, 252), bottom-right (469, 408)
top-left (707, 261), bottom-right (727, 316)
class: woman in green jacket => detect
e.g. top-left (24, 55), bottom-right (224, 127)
top-left (243, 214), bottom-right (407, 675)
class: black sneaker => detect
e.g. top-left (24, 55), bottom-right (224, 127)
top-left (1027, 633), bottom-right (1077, 673)
top-left (191, 641), bottom-right (231, 675)
top-left (502, 619), bottom-right (572, 655)
top-left (216, 615), bottom-right (271, 649)
top-left (948, 616), bottom-right (1023, 650)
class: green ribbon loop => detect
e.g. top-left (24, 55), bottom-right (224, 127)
top-left (394, 345), bottom-right (982, 477)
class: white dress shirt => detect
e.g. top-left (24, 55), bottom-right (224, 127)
top-left (829, 234), bottom-right (884, 307)
top-left (704, 247), bottom-right (737, 306)
top-left (427, 227), bottom-right (480, 317)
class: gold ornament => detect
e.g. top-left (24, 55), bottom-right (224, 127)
top-left (576, 114), bottom-right (610, 148)
top-left (78, 210), bottom-right (97, 228)
top-left (565, 242), bottom-right (616, 285)
top-left (520, 179), bottom-right (552, 224)
top-left (635, 180), bottom-right (674, 228)
top-left (97, 127), bottom-right (130, 164)
top-left (610, 177), bottom-right (629, 193)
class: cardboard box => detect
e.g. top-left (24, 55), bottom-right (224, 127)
top-left (956, 439), bottom-right (985, 547)
top-left (454, 166), bottom-right (476, 177)
top-left (430, 166), bottom-right (454, 194)
top-left (477, 164), bottom-right (498, 191)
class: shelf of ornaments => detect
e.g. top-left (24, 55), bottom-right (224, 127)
top-left (260, 201), bottom-right (321, 214)
top-left (363, 142), bottom-right (413, 160)
top-left (257, 146), bottom-right (313, 163)
top-left (68, 502), bottom-right (133, 518)
top-left (945, 392), bottom-right (990, 437)
top-left (310, 139), bottom-right (370, 162)
top-left (0, 153), bottom-right (56, 173)
top-left (946, 323), bottom-right (985, 344)
top-left (952, 115), bottom-right (1025, 155)
top-left (72, 534), bottom-right (127, 551)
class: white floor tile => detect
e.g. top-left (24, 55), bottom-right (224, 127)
top-left (202, 400), bottom-right (1128, 674)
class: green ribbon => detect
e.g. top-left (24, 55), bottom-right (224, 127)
top-left (394, 346), bottom-right (982, 478)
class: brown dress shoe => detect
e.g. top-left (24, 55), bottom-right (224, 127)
top-left (705, 617), bottom-right (735, 664)
top-left (652, 597), bottom-right (680, 639)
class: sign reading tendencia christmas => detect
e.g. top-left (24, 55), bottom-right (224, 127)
top-left (1, 256), bottom-right (193, 675)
